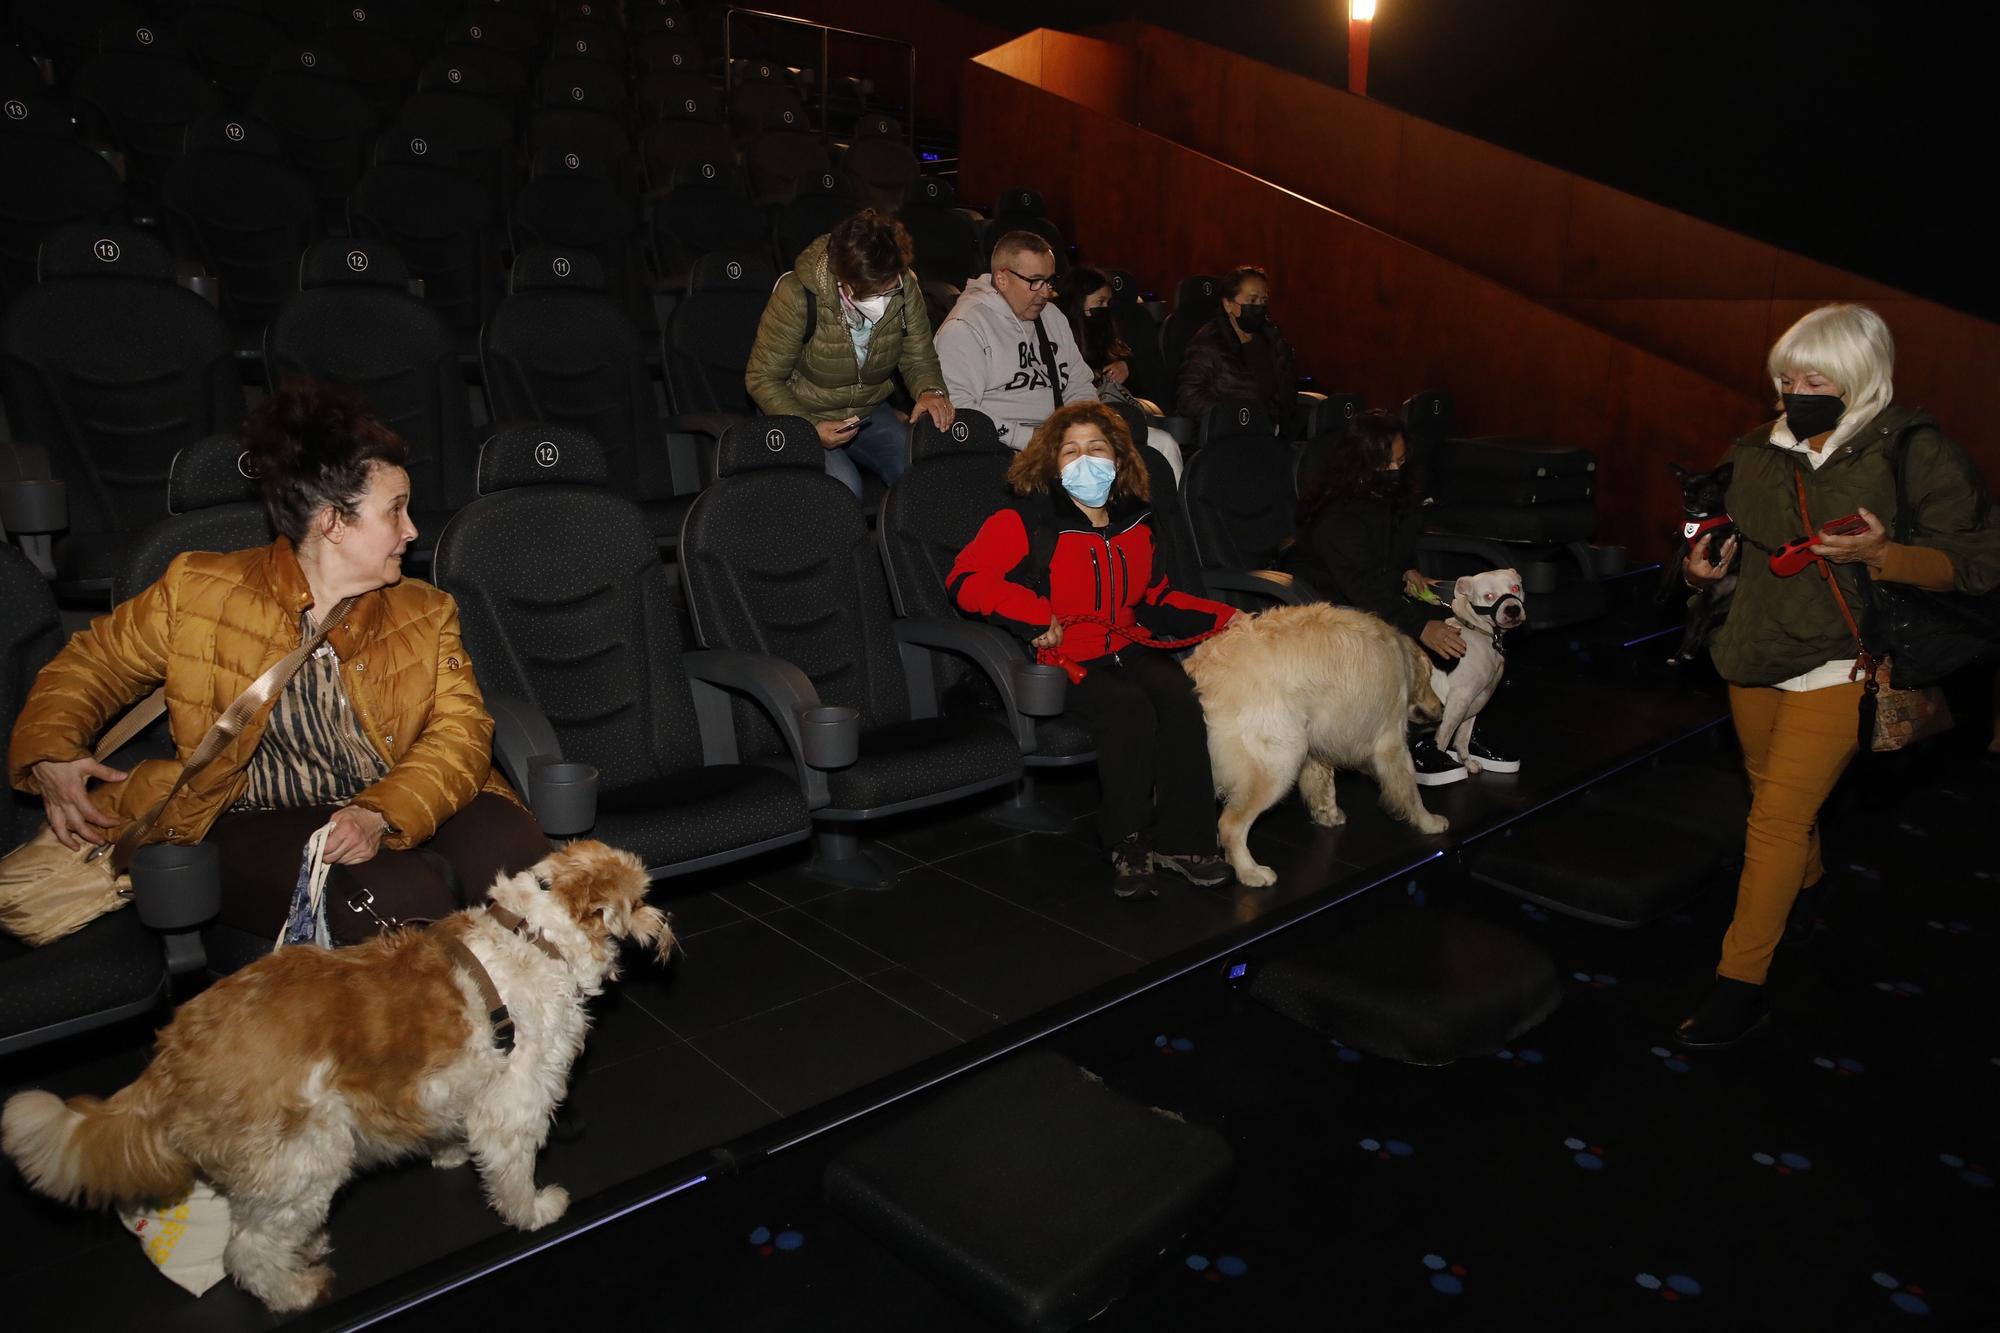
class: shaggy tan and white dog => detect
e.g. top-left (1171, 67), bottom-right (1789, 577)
top-left (2, 839), bottom-right (669, 1314)
top-left (1186, 604), bottom-right (1449, 887)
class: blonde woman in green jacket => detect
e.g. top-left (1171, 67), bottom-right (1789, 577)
top-left (744, 210), bottom-right (954, 496)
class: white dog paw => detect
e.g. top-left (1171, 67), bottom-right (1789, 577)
top-left (1236, 862), bottom-right (1277, 888)
top-left (1415, 812), bottom-right (1450, 835)
top-left (431, 1145), bottom-right (470, 1170)
top-left (300, 1230), bottom-right (332, 1262)
top-left (526, 1185), bottom-right (570, 1230)
top-left (1463, 759), bottom-right (1483, 775)
top-left (258, 1264), bottom-right (334, 1314)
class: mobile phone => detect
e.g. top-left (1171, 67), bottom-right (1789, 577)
top-left (1819, 513), bottom-right (1868, 537)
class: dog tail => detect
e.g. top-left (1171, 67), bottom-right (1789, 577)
top-left (3, 1079), bottom-right (193, 1210)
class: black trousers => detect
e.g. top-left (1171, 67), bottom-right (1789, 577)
top-left (1064, 648), bottom-right (1218, 855)
top-left (206, 793), bottom-right (551, 945)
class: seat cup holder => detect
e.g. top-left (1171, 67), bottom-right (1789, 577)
top-left (1011, 662), bottom-right (1068, 717)
top-left (0, 478), bottom-right (67, 535)
top-left (529, 760), bottom-right (600, 837)
top-left (130, 842), bottom-right (222, 931)
top-left (799, 705), bottom-right (860, 769)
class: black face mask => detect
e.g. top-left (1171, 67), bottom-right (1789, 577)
top-left (1782, 392), bottom-right (1844, 441)
top-left (1234, 304), bottom-right (1269, 331)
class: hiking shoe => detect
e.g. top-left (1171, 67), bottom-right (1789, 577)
top-left (1111, 836), bottom-right (1158, 899)
top-left (1410, 735), bottom-right (1468, 787)
top-left (1150, 850), bottom-right (1233, 889)
top-left (1449, 734), bottom-right (1520, 774)
top-left (1674, 976), bottom-right (1772, 1050)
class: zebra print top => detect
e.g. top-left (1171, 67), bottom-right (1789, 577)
top-left (231, 613), bottom-right (389, 812)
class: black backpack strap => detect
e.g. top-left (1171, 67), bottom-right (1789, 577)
top-left (1032, 314), bottom-right (1065, 413)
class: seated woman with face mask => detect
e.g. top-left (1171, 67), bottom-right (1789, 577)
top-left (948, 402), bottom-right (1237, 898)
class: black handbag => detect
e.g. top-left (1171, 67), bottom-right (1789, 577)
top-left (1860, 423), bottom-right (2000, 688)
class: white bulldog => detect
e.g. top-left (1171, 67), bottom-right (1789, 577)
top-left (1430, 568), bottom-right (1526, 774)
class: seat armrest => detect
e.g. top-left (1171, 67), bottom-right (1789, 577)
top-left (486, 695), bottom-right (563, 801)
top-left (892, 617), bottom-right (1035, 751)
top-left (1204, 567), bottom-right (1314, 608)
top-left (682, 649), bottom-right (834, 809)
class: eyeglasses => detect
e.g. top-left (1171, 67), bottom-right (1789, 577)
top-left (1002, 267), bottom-right (1058, 292)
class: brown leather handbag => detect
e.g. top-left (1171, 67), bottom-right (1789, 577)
top-left (0, 599), bottom-right (355, 946)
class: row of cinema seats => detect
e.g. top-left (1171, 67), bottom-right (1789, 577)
top-left (1, 408), bottom-right (1129, 1052)
top-left (1, 0), bottom-right (933, 338)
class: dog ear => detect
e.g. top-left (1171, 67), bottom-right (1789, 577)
top-left (624, 904), bottom-right (676, 965)
top-left (1667, 461), bottom-right (1689, 480)
top-left (1453, 575), bottom-right (1474, 602)
top-left (1714, 460), bottom-right (1733, 488)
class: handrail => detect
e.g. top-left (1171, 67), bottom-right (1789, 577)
top-left (723, 6), bottom-right (919, 146)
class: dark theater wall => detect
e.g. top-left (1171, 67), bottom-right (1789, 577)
top-left (938, 0), bottom-right (1990, 323)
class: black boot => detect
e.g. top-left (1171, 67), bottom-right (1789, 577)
top-left (1674, 976), bottom-right (1771, 1050)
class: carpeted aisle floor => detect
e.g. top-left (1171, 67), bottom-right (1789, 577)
top-left (457, 738), bottom-right (1999, 1332)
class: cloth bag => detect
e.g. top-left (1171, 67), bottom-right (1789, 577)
top-left (0, 598), bottom-right (355, 947)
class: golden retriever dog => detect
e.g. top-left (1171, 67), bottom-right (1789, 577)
top-left (2, 840), bottom-right (669, 1313)
top-left (1186, 604), bottom-right (1449, 887)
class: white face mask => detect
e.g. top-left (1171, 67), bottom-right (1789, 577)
top-left (849, 290), bottom-right (893, 322)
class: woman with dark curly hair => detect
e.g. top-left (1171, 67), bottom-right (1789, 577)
top-left (8, 381), bottom-right (548, 949)
top-left (948, 401), bottom-right (1237, 896)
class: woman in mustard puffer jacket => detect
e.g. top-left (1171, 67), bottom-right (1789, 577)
top-left (7, 383), bottom-right (547, 945)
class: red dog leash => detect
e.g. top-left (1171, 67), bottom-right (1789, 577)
top-left (1034, 612), bottom-right (1234, 683)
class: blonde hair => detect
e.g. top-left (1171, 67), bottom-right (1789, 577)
top-left (1007, 401), bottom-right (1150, 503)
top-left (1766, 304), bottom-right (1895, 442)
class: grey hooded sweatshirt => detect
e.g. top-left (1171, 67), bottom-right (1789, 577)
top-left (934, 275), bottom-right (1099, 449)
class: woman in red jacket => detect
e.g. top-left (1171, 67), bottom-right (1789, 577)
top-left (949, 401), bottom-right (1238, 897)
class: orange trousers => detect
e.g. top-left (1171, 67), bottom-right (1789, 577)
top-left (1717, 681), bottom-right (1865, 985)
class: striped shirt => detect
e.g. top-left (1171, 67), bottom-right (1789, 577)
top-left (232, 613), bottom-right (389, 812)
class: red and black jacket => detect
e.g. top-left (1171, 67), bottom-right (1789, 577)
top-left (947, 489), bottom-right (1237, 666)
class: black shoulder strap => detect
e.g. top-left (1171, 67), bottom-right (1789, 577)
top-left (1032, 314), bottom-right (1065, 413)
top-left (801, 284), bottom-right (817, 356)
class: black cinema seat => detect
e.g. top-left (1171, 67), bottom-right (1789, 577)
top-left (774, 170), bottom-right (859, 270)
top-left (161, 114), bottom-right (320, 338)
top-left (433, 427), bottom-right (814, 879)
top-left (250, 45), bottom-right (380, 213)
top-left (745, 106), bottom-right (829, 206)
top-left (0, 114), bottom-right (127, 299)
top-left (480, 249), bottom-right (700, 550)
top-left (979, 185), bottom-right (1067, 274)
top-left (878, 410), bottom-right (1097, 830)
top-left (264, 238), bottom-right (474, 564)
top-left (1246, 902), bottom-right (1564, 1064)
top-left (1159, 274), bottom-right (1221, 403)
top-left (1, 224), bottom-right (243, 597)
top-left (662, 251), bottom-right (775, 423)
top-left (826, 1050), bottom-right (1234, 1333)
top-left (897, 176), bottom-right (980, 290)
top-left (72, 26), bottom-right (221, 197)
top-left (1172, 434), bottom-right (1316, 609)
top-left (115, 431), bottom-right (273, 603)
top-left (0, 543), bottom-right (214, 1056)
top-left (352, 134), bottom-right (503, 338)
top-left (650, 160), bottom-right (769, 287)
top-left (512, 142), bottom-right (645, 321)
top-left (680, 416), bottom-right (1028, 887)
top-left (840, 113), bottom-right (919, 215)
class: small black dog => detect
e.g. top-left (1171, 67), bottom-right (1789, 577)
top-left (1660, 461), bottom-right (1736, 664)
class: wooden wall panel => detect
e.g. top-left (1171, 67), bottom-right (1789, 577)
top-left (963, 36), bottom-right (1769, 556)
top-left (1079, 22), bottom-right (1997, 484)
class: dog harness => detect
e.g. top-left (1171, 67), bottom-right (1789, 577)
top-left (439, 903), bottom-right (565, 1055)
top-left (1681, 513), bottom-right (1733, 550)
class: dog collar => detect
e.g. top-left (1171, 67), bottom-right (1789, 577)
top-left (437, 905), bottom-right (567, 1055)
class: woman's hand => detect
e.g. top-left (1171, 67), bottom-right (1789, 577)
top-left (1810, 507), bottom-right (1890, 570)
top-left (1101, 360), bottom-right (1131, 385)
top-left (1402, 568), bottom-right (1428, 598)
top-left (30, 757), bottom-right (126, 851)
top-left (1684, 534), bottom-right (1739, 589)
top-left (1419, 619), bottom-right (1467, 660)
top-left (1032, 617), bottom-right (1064, 650)
top-left (323, 804), bottom-right (389, 865)
top-left (909, 392), bottom-right (955, 430)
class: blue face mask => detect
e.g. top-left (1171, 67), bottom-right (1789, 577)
top-left (1060, 454), bottom-right (1117, 508)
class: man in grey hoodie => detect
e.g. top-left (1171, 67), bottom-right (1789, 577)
top-left (934, 231), bottom-right (1098, 449)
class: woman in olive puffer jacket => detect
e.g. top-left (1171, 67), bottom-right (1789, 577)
top-left (744, 210), bottom-right (954, 497)
top-left (1677, 304), bottom-right (2000, 1050)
